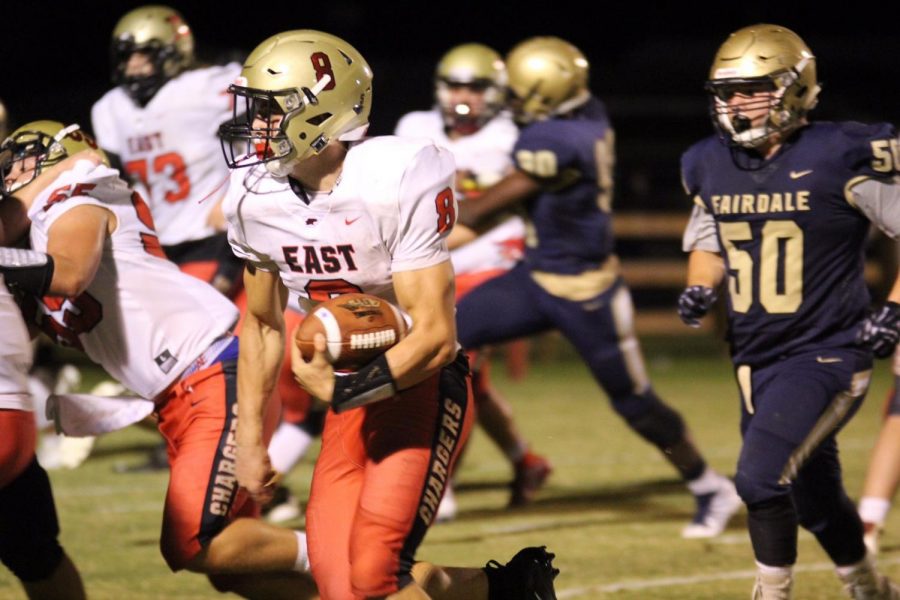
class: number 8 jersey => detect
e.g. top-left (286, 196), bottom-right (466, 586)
top-left (24, 160), bottom-right (239, 399)
top-left (681, 121), bottom-right (900, 366)
top-left (223, 137), bottom-right (455, 313)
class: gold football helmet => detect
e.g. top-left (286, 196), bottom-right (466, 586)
top-left (110, 5), bottom-right (194, 105)
top-left (505, 37), bottom-right (590, 125)
top-left (706, 24), bottom-right (819, 148)
top-left (1, 121), bottom-right (109, 193)
top-left (434, 43), bottom-right (507, 133)
top-left (220, 30), bottom-right (372, 175)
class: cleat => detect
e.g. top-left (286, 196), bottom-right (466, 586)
top-left (509, 451), bottom-right (552, 507)
top-left (838, 555), bottom-right (900, 599)
top-left (262, 485), bottom-right (302, 523)
top-left (484, 546), bottom-right (559, 600)
top-left (752, 569), bottom-right (793, 600)
top-left (863, 522), bottom-right (882, 557)
top-left (682, 476), bottom-right (742, 539)
top-left (435, 483), bottom-right (458, 523)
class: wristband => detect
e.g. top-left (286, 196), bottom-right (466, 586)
top-left (331, 353), bottom-right (397, 414)
top-left (0, 247), bottom-right (54, 296)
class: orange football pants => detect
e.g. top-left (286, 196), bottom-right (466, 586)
top-left (306, 352), bottom-right (474, 599)
top-left (156, 359), bottom-right (278, 571)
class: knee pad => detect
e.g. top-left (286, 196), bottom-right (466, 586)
top-left (611, 390), bottom-right (685, 449)
top-left (0, 458), bottom-right (64, 582)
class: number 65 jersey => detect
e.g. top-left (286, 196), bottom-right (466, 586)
top-left (223, 137), bottom-right (455, 312)
top-left (681, 121), bottom-right (900, 366)
top-left (24, 160), bottom-right (239, 399)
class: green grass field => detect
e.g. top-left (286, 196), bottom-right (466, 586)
top-left (2, 336), bottom-right (898, 599)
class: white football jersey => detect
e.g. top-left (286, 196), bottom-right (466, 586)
top-left (91, 63), bottom-right (241, 246)
top-left (394, 109), bottom-right (524, 276)
top-left (26, 160), bottom-right (238, 399)
top-left (224, 137), bottom-right (455, 313)
top-left (0, 276), bottom-right (33, 411)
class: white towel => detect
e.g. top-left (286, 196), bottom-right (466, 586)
top-left (46, 393), bottom-right (155, 437)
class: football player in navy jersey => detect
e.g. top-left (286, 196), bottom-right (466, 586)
top-left (680, 23), bottom-right (900, 599)
top-left (455, 36), bottom-right (741, 539)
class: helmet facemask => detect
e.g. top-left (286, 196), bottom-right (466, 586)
top-left (111, 38), bottom-right (181, 105)
top-left (706, 64), bottom-right (812, 149)
top-left (0, 124), bottom-right (80, 193)
top-left (434, 43), bottom-right (507, 135)
top-left (220, 32), bottom-right (373, 177)
top-left (706, 25), bottom-right (819, 150)
top-left (109, 6), bottom-right (194, 106)
top-left (436, 78), bottom-right (505, 135)
top-left (220, 74), bottom-right (339, 176)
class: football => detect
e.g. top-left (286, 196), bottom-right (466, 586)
top-left (295, 293), bottom-right (407, 370)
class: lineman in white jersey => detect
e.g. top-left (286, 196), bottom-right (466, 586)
top-left (0, 121), bottom-right (316, 599)
top-left (395, 43), bottom-right (551, 514)
top-left (221, 29), bottom-right (558, 600)
top-left (0, 274), bottom-right (86, 598)
top-left (91, 5), bottom-right (242, 291)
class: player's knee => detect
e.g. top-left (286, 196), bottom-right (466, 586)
top-left (734, 467), bottom-right (786, 506)
top-left (0, 459), bottom-right (64, 582)
top-left (611, 390), bottom-right (685, 448)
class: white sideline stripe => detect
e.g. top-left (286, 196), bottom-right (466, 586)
top-left (557, 556), bottom-right (900, 598)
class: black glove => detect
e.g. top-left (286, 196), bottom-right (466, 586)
top-left (678, 286), bottom-right (717, 328)
top-left (857, 301), bottom-right (900, 359)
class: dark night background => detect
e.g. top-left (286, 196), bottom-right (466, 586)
top-left (2, 1), bottom-right (899, 213)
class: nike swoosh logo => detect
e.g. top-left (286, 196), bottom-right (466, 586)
top-left (345, 216), bottom-right (361, 225)
top-left (816, 356), bottom-right (843, 364)
top-left (789, 169), bottom-right (813, 179)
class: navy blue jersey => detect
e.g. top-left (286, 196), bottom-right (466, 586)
top-left (514, 97), bottom-right (614, 274)
top-left (682, 121), bottom-right (898, 366)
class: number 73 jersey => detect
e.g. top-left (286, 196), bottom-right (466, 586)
top-left (223, 137), bottom-right (456, 312)
top-left (681, 121), bottom-right (900, 366)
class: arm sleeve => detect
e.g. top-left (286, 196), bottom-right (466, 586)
top-left (850, 177), bottom-right (900, 240)
top-left (390, 144), bottom-right (456, 272)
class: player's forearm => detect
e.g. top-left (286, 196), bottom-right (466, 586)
top-left (236, 313), bottom-right (284, 446)
top-left (386, 317), bottom-right (457, 389)
top-left (457, 169), bottom-right (539, 228)
top-left (686, 250), bottom-right (725, 288)
top-left (389, 263), bottom-right (458, 388)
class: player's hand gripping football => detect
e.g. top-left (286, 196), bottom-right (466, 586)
top-left (290, 328), bottom-right (336, 402)
top-left (678, 285), bottom-right (718, 328)
top-left (857, 301), bottom-right (900, 359)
